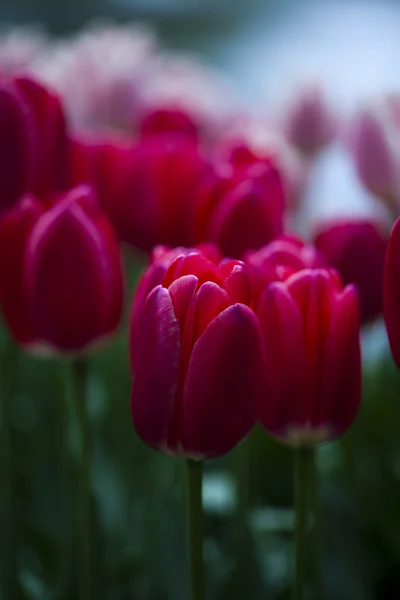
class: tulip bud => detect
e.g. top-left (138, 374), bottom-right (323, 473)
top-left (189, 143), bottom-right (284, 258)
top-left (256, 268), bottom-right (361, 446)
top-left (313, 219), bottom-right (387, 324)
top-left (14, 77), bottom-right (69, 197)
top-left (0, 185), bottom-right (123, 353)
top-left (384, 218), bottom-right (400, 369)
top-left (70, 134), bottom-right (207, 253)
top-left (282, 83), bottom-right (337, 156)
top-left (138, 106), bottom-right (199, 140)
top-left (245, 235), bottom-right (326, 311)
top-left (347, 104), bottom-right (400, 212)
top-left (130, 248), bottom-right (264, 459)
top-left (0, 76), bottom-right (69, 214)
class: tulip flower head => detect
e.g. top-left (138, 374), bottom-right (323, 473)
top-left (347, 97), bottom-right (400, 214)
top-left (314, 219), bottom-right (388, 324)
top-left (130, 248), bottom-right (264, 459)
top-left (0, 185), bottom-right (123, 354)
top-left (0, 76), bottom-right (69, 214)
top-left (71, 133), bottom-right (207, 252)
top-left (138, 106), bottom-right (199, 140)
top-left (189, 142), bottom-right (284, 258)
top-left (256, 268), bottom-right (361, 446)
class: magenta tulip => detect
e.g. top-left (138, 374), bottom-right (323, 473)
top-left (256, 268), bottom-right (361, 445)
top-left (130, 248), bottom-right (264, 458)
top-left (0, 185), bottom-right (123, 353)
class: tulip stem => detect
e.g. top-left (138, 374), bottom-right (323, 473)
top-left (309, 447), bottom-right (324, 600)
top-left (1, 333), bottom-right (18, 599)
top-left (71, 358), bottom-right (92, 600)
top-left (185, 459), bottom-right (205, 600)
top-left (292, 447), bottom-right (312, 600)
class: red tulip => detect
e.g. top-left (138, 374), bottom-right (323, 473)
top-left (138, 106), bottom-right (199, 140)
top-left (257, 268), bottom-right (361, 445)
top-left (384, 218), bottom-right (400, 369)
top-left (188, 142), bottom-right (284, 258)
top-left (313, 219), bottom-right (387, 324)
top-left (70, 134), bottom-right (207, 252)
top-left (130, 248), bottom-right (264, 458)
top-left (0, 76), bottom-right (69, 214)
top-left (0, 185), bottom-right (123, 353)
top-left (245, 235), bottom-right (325, 310)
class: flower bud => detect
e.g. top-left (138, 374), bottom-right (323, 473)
top-left (0, 185), bottom-right (123, 353)
top-left (189, 142), bottom-right (284, 258)
top-left (130, 248), bottom-right (264, 459)
top-left (314, 219), bottom-right (387, 324)
top-left (257, 268), bottom-right (361, 446)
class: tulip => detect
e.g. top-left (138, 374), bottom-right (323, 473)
top-left (130, 248), bottom-right (264, 459)
top-left (314, 219), bottom-right (387, 324)
top-left (245, 235), bottom-right (326, 311)
top-left (0, 76), bottom-right (69, 214)
top-left (256, 268), bottom-right (361, 445)
top-left (138, 106), bottom-right (199, 140)
top-left (70, 134), bottom-right (208, 252)
top-left (383, 218), bottom-right (400, 369)
top-left (347, 101), bottom-right (400, 213)
top-left (282, 82), bottom-right (337, 156)
top-left (0, 185), bottom-right (123, 353)
top-left (188, 142), bottom-right (284, 258)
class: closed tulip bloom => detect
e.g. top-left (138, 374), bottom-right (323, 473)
top-left (384, 218), bottom-right (400, 369)
top-left (70, 134), bottom-right (207, 252)
top-left (245, 235), bottom-right (325, 310)
top-left (189, 143), bottom-right (284, 258)
top-left (138, 106), bottom-right (199, 140)
top-left (0, 185), bottom-right (123, 353)
top-left (14, 77), bottom-right (69, 198)
top-left (348, 101), bottom-right (400, 212)
top-left (130, 249), bottom-right (264, 458)
top-left (0, 76), bottom-right (69, 214)
top-left (314, 219), bottom-right (387, 324)
top-left (282, 83), bottom-right (337, 156)
top-left (257, 268), bottom-right (361, 445)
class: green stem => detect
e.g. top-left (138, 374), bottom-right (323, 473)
top-left (292, 447), bottom-right (312, 600)
top-left (70, 358), bottom-right (92, 600)
top-left (235, 437), bottom-right (251, 538)
top-left (1, 335), bottom-right (18, 598)
top-left (185, 459), bottom-right (205, 600)
top-left (309, 447), bottom-right (324, 600)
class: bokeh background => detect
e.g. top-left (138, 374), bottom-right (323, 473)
top-left (2, 0), bottom-right (400, 599)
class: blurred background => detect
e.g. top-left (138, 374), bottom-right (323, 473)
top-left (2, 0), bottom-right (400, 599)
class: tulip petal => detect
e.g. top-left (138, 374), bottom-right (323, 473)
top-left (257, 282), bottom-right (306, 437)
top-left (0, 197), bottom-right (42, 344)
top-left (319, 285), bottom-right (361, 437)
top-left (183, 303), bottom-right (262, 458)
top-left (130, 285), bottom-right (181, 450)
top-left (0, 85), bottom-right (34, 213)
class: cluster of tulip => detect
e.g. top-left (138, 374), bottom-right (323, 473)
top-left (1, 22), bottom-right (400, 600)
